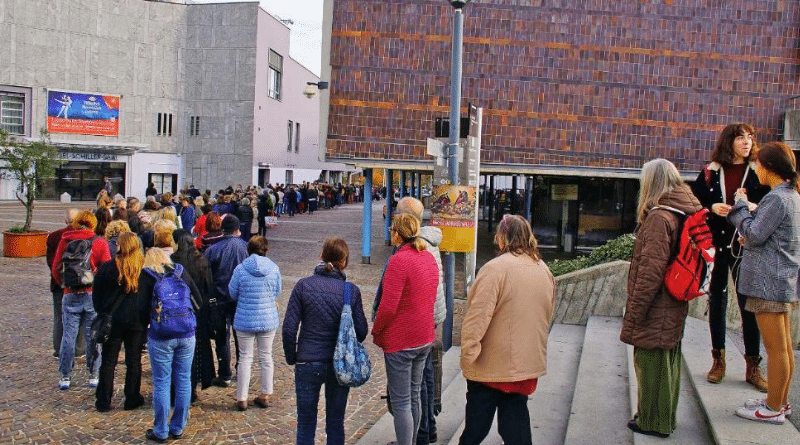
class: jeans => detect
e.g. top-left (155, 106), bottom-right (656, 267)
top-left (96, 328), bottom-right (145, 410)
top-left (459, 380), bottom-right (532, 445)
top-left (287, 202), bottom-right (297, 216)
top-left (708, 246), bottom-right (761, 355)
top-left (235, 330), bottom-right (276, 401)
top-left (385, 344), bottom-right (432, 445)
top-left (59, 291), bottom-right (99, 377)
top-left (295, 361), bottom-right (350, 445)
top-left (417, 350), bottom-right (436, 444)
top-left (148, 335), bottom-right (195, 440)
top-left (52, 288), bottom-right (85, 356)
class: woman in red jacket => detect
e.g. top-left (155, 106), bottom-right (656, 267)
top-left (373, 213), bottom-right (439, 445)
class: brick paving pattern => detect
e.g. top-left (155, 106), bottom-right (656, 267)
top-left (0, 200), bottom-right (468, 445)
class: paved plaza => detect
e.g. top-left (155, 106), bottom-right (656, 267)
top-left (0, 199), bottom-right (462, 445)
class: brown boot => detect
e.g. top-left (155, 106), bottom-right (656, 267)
top-left (707, 349), bottom-right (726, 383)
top-left (745, 355), bottom-right (768, 393)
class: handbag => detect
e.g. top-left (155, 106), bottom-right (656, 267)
top-left (332, 282), bottom-right (372, 387)
top-left (90, 290), bottom-right (127, 344)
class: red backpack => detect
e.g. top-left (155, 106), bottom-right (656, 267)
top-left (654, 206), bottom-right (716, 301)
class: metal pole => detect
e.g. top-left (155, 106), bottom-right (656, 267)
top-left (524, 176), bottom-right (533, 222)
top-left (443, 6), bottom-right (465, 352)
top-left (511, 175), bottom-right (518, 215)
top-left (361, 169), bottom-right (373, 264)
top-left (400, 170), bottom-right (406, 197)
top-left (488, 175), bottom-right (495, 233)
top-left (411, 171), bottom-right (416, 199)
top-left (385, 169), bottom-right (393, 245)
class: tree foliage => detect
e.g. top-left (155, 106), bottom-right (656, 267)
top-left (0, 129), bottom-right (61, 232)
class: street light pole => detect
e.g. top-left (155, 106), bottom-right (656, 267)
top-left (443, 0), bottom-right (469, 351)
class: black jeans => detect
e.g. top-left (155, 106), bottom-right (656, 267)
top-left (210, 303), bottom-right (238, 380)
top-left (458, 380), bottom-right (532, 445)
top-left (708, 246), bottom-right (761, 356)
top-left (417, 350), bottom-right (436, 444)
top-left (96, 328), bottom-right (145, 410)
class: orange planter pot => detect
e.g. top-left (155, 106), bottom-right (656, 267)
top-left (3, 230), bottom-right (49, 258)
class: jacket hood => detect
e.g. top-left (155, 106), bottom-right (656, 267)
top-left (657, 183), bottom-right (703, 215)
top-left (61, 229), bottom-right (97, 241)
top-left (242, 254), bottom-right (273, 277)
top-left (313, 263), bottom-right (347, 281)
top-left (419, 226), bottom-right (442, 247)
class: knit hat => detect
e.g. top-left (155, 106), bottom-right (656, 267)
top-left (221, 214), bottom-right (240, 234)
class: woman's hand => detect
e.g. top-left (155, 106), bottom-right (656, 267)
top-left (734, 187), bottom-right (749, 204)
top-left (712, 202), bottom-right (732, 216)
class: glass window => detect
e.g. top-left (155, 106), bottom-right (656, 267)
top-left (268, 50), bottom-right (283, 100)
top-left (1, 93), bottom-right (25, 135)
top-left (287, 120), bottom-right (293, 151)
top-left (294, 122), bottom-right (300, 153)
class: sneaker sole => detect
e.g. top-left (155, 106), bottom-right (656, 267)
top-left (736, 411), bottom-right (785, 425)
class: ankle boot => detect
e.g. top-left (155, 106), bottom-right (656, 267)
top-left (707, 349), bottom-right (726, 383)
top-left (745, 355), bottom-right (768, 393)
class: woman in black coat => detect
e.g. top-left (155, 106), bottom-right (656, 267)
top-left (92, 232), bottom-right (150, 412)
top-left (171, 229), bottom-right (216, 401)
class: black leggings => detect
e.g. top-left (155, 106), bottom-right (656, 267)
top-left (707, 246), bottom-right (761, 356)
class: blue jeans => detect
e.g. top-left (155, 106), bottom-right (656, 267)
top-left (295, 361), bottom-right (350, 445)
top-left (148, 336), bottom-right (196, 440)
top-left (385, 344), bottom-right (432, 445)
top-left (417, 349), bottom-right (436, 444)
top-left (59, 291), bottom-right (99, 377)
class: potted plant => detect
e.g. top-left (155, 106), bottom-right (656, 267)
top-left (0, 129), bottom-right (61, 257)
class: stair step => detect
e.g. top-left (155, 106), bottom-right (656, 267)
top-left (680, 316), bottom-right (800, 444)
top-left (564, 316), bottom-right (632, 445)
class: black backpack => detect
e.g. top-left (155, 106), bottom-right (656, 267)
top-left (60, 237), bottom-right (98, 289)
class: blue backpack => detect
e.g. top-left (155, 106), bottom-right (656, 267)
top-left (145, 263), bottom-right (197, 339)
top-left (332, 282), bottom-right (371, 387)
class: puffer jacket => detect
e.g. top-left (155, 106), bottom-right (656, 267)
top-left (419, 226), bottom-right (446, 325)
top-left (282, 265), bottom-right (368, 364)
top-left (620, 184), bottom-right (701, 350)
top-left (229, 254), bottom-right (281, 333)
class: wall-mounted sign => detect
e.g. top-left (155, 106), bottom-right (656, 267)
top-left (47, 90), bottom-right (120, 136)
top-left (57, 151), bottom-right (119, 161)
top-left (430, 185), bottom-right (477, 252)
top-left (551, 183), bottom-right (578, 201)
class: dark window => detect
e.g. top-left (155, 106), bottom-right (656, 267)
top-left (294, 122), bottom-right (300, 153)
top-left (190, 116), bottom-right (200, 136)
top-left (287, 120), bottom-right (293, 151)
top-left (268, 50), bottom-right (283, 100)
top-left (157, 113), bottom-right (173, 136)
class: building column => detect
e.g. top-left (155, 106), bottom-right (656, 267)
top-left (362, 169), bottom-right (373, 264)
top-left (399, 170), bottom-right (406, 197)
top-left (488, 174), bottom-right (495, 233)
top-left (524, 176), bottom-right (533, 222)
top-left (385, 169), bottom-right (393, 246)
top-left (410, 171), bottom-right (416, 198)
top-left (511, 175), bottom-right (518, 215)
top-left (417, 172), bottom-right (423, 199)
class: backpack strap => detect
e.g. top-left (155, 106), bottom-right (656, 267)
top-left (342, 281), bottom-right (353, 307)
top-left (651, 206), bottom-right (687, 260)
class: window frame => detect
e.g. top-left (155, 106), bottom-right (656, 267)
top-left (268, 49), bottom-right (283, 101)
top-left (0, 85), bottom-right (31, 136)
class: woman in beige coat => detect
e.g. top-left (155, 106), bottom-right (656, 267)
top-left (459, 214), bottom-right (555, 445)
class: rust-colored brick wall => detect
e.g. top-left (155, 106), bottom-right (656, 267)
top-left (327, 0), bottom-right (800, 173)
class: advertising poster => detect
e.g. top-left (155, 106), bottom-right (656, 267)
top-left (47, 90), bottom-right (120, 136)
top-left (430, 185), bottom-right (477, 252)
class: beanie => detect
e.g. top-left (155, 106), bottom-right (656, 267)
top-left (221, 214), bottom-right (240, 234)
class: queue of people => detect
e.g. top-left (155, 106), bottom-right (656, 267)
top-left (43, 126), bottom-right (799, 444)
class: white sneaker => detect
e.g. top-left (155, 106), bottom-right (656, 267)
top-left (736, 401), bottom-right (785, 424)
top-left (59, 376), bottom-right (70, 390)
top-left (784, 403), bottom-right (793, 417)
top-left (88, 374), bottom-right (99, 388)
top-left (744, 398), bottom-right (792, 417)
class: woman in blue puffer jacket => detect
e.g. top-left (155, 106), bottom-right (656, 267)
top-left (228, 235), bottom-right (281, 411)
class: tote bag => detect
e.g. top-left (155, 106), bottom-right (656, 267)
top-left (333, 282), bottom-right (371, 387)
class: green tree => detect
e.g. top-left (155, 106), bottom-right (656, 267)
top-left (0, 129), bottom-right (61, 232)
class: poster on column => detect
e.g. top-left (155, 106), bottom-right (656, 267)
top-left (430, 185), bottom-right (477, 252)
top-left (46, 90), bottom-right (120, 136)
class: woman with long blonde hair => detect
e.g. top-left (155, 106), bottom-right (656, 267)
top-left (92, 232), bottom-right (148, 412)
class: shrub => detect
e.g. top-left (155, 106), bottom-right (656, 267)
top-left (547, 233), bottom-right (634, 277)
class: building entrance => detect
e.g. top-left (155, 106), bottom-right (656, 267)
top-left (41, 161), bottom-right (126, 201)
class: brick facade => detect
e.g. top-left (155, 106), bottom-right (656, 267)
top-left (326, 0), bottom-right (800, 174)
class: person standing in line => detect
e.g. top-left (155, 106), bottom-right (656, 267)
top-left (394, 197), bottom-right (446, 445)
top-left (621, 159), bottom-right (701, 438)
top-left (283, 238), bottom-right (368, 445)
top-left (204, 214), bottom-right (249, 387)
top-left (142, 248), bottom-right (201, 443)
top-left (93, 232), bottom-right (149, 412)
top-left (729, 142), bottom-right (800, 424)
top-left (690, 123), bottom-right (769, 391)
top-left (51, 210), bottom-right (112, 390)
top-left (178, 196), bottom-right (196, 234)
top-left (373, 214), bottom-right (439, 445)
top-left (229, 236), bottom-right (281, 411)
top-left (46, 209), bottom-right (84, 359)
top-left (237, 197), bottom-right (254, 242)
top-left (458, 215), bottom-right (555, 445)
top-left (146, 183), bottom-right (158, 198)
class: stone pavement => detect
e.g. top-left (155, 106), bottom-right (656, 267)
top-left (0, 199), bottom-right (464, 445)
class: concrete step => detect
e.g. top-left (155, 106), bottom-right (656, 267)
top-left (682, 316), bottom-right (800, 444)
top-left (564, 316), bottom-right (632, 445)
top-left (444, 323), bottom-right (587, 445)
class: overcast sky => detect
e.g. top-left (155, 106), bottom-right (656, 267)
top-left (191, 0), bottom-right (325, 75)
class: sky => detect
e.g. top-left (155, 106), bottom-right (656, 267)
top-left (190, 0), bottom-right (325, 75)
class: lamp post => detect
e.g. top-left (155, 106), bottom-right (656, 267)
top-left (442, 0), bottom-right (470, 351)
